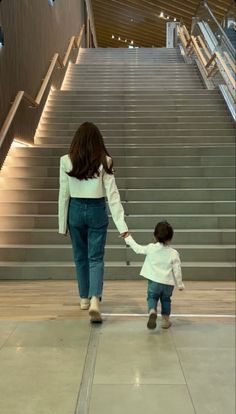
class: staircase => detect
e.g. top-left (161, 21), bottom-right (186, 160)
top-left (0, 48), bottom-right (235, 280)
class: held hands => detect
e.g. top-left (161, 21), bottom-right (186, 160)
top-left (120, 232), bottom-right (130, 238)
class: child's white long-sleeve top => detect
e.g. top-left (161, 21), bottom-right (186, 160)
top-left (125, 235), bottom-right (184, 288)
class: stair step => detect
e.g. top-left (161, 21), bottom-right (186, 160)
top-left (42, 110), bottom-right (228, 119)
top-left (51, 96), bottom-right (220, 101)
top-left (66, 73), bottom-right (201, 78)
top-left (0, 215), bottom-right (235, 229)
top-left (36, 129), bottom-right (235, 138)
top-left (63, 78), bottom-right (202, 83)
top-left (63, 83), bottom-right (204, 92)
top-left (5, 155), bottom-right (235, 167)
top-left (66, 72), bottom-right (202, 76)
top-left (0, 245), bottom-right (234, 262)
top-left (0, 177), bottom-right (235, 191)
top-left (0, 262), bottom-right (234, 280)
top-left (51, 89), bottom-right (219, 95)
top-left (9, 146), bottom-right (235, 157)
top-left (0, 201), bottom-right (234, 215)
top-left (35, 137), bottom-right (235, 145)
top-left (40, 115), bottom-right (232, 123)
top-left (44, 103), bottom-right (228, 111)
top-left (38, 122), bottom-right (234, 130)
top-left (1, 229), bottom-right (234, 245)
top-left (73, 60), bottom-right (186, 64)
top-left (2, 166), bottom-right (234, 178)
top-left (0, 188), bottom-right (234, 201)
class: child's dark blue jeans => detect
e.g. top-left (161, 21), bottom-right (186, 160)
top-left (147, 280), bottom-right (174, 315)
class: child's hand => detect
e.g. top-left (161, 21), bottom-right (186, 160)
top-left (120, 232), bottom-right (130, 238)
top-left (178, 284), bottom-right (185, 291)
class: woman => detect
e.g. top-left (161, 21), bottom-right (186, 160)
top-left (58, 122), bottom-right (129, 323)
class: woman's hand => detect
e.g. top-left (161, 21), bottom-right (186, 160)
top-left (120, 232), bottom-right (129, 238)
top-left (178, 284), bottom-right (185, 291)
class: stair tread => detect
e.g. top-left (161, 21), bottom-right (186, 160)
top-left (0, 199), bottom-right (235, 203)
top-left (0, 215), bottom-right (235, 221)
top-left (0, 261), bottom-right (234, 267)
top-left (0, 244), bottom-right (234, 249)
top-left (0, 228), bottom-right (234, 233)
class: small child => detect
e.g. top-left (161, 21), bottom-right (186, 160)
top-left (124, 221), bottom-right (184, 330)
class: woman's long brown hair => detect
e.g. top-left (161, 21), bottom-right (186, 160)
top-left (67, 122), bottom-right (114, 180)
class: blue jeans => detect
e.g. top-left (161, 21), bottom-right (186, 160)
top-left (147, 280), bottom-right (174, 315)
top-left (68, 197), bottom-right (108, 299)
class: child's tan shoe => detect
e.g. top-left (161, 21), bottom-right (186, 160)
top-left (147, 310), bottom-right (157, 330)
top-left (80, 298), bottom-right (90, 310)
top-left (161, 315), bottom-right (172, 329)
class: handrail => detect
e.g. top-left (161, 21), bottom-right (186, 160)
top-left (178, 24), bottom-right (236, 100)
top-left (204, 2), bottom-right (235, 54)
top-left (194, 1), bottom-right (235, 57)
top-left (195, 0), bottom-right (230, 34)
top-left (204, 2), bottom-right (226, 37)
top-left (0, 25), bottom-right (85, 151)
top-left (224, 51), bottom-right (236, 73)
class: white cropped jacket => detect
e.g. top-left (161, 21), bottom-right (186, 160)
top-left (58, 154), bottom-right (128, 235)
top-left (125, 236), bottom-right (184, 288)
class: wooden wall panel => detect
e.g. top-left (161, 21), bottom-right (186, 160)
top-left (0, 0), bottom-right (85, 161)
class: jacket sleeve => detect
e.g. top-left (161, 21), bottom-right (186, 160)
top-left (58, 156), bottom-right (70, 234)
top-left (125, 235), bottom-right (150, 255)
top-left (172, 251), bottom-right (184, 288)
top-left (103, 168), bottom-right (128, 234)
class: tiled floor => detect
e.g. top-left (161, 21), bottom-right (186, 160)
top-left (0, 317), bottom-right (235, 414)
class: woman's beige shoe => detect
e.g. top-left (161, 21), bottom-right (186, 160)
top-left (161, 315), bottom-right (172, 329)
top-left (80, 298), bottom-right (90, 310)
top-left (89, 296), bottom-right (102, 323)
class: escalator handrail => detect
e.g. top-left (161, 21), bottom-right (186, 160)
top-left (195, 1), bottom-right (235, 58)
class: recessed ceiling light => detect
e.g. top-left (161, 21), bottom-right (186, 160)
top-left (174, 18), bottom-right (177, 22)
top-left (131, 40), bottom-right (134, 44)
top-left (160, 12), bottom-right (164, 18)
top-left (112, 35), bottom-right (115, 39)
top-left (118, 37), bottom-right (121, 41)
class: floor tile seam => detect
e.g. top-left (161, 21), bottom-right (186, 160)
top-left (74, 326), bottom-right (100, 414)
top-left (92, 381), bottom-right (188, 386)
top-left (173, 346), bottom-right (236, 351)
top-left (0, 323), bottom-right (19, 351)
top-left (170, 329), bottom-right (197, 414)
top-left (101, 313), bottom-right (236, 318)
top-left (0, 345), bottom-right (90, 350)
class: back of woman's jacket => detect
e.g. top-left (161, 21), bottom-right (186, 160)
top-left (58, 154), bottom-right (128, 235)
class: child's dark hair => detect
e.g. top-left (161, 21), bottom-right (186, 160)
top-left (154, 221), bottom-right (174, 244)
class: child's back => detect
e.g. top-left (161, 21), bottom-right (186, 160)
top-left (125, 237), bottom-right (183, 289)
